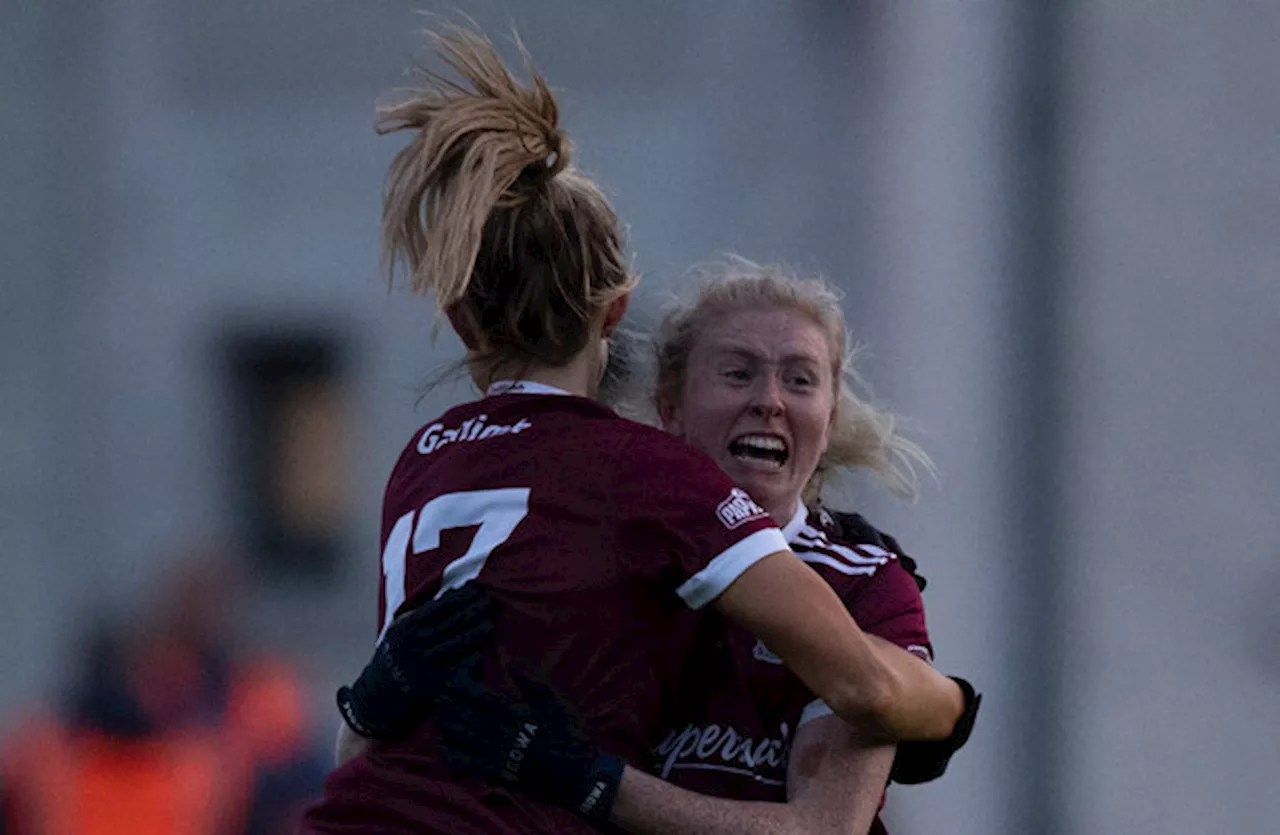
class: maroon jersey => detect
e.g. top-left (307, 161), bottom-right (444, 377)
top-left (302, 387), bottom-right (788, 835)
top-left (652, 503), bottom-right (931, 833)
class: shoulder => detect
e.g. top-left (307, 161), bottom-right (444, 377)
top-left (812, 508), bottom-right (927, 593)
top-left (797, 506), bottom-right (933, 656)
top-left (788, 508), bottom-right (919, 584)
top-left (607, 420), bottom-right (733, 483)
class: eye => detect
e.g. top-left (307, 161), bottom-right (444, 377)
top-left (722, 367), bottom-right (751, 383)
top-left (785, 370), bottom-right (817, 389)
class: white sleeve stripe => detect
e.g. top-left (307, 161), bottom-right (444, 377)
top-left (797, 552), bottom-right (878, 577)
top-left (907, 644), bottom-right (934, 664)
top-left (676, 528), bottom-right (789, 610)
top-left (798, 699), bottom-right (834, 726)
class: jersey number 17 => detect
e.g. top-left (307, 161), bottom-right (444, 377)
top-left (379, 488), bottom-right (530, 639)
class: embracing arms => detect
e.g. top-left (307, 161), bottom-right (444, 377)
top-left (607, 715), bottom-right (895, 835)
top-left (713, 551), bottom-right (964, 741)
top-left (434, 669), bottom-right (895, 835)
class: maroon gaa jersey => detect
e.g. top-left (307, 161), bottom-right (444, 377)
top-left (652, 502), bottom-right (931, 834)
top-left (302, 385), bottom-right (788, 835)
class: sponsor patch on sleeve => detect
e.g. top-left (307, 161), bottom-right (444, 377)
top-left (716, 487), bottom-right (770, 530)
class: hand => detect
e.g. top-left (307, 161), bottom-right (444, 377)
top-left (889, 676), bottom-right (982, 784)
top-left (337, 584), bottom-right (494, 740)
top-left (436, 668), bottom-right (624, 823)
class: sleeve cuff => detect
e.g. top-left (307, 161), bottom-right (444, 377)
top-left (798, 699), bottom-right (834, 726)
top-left (676, 528), bottom-right (789, 609)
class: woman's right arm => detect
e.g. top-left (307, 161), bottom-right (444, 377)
top-left (712, 550), bottom-right (963, 741)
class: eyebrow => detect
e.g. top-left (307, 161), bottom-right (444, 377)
top-left (709, 344), bottom-right (824, 367)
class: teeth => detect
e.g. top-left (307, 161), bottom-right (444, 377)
top-left (732, 452), bottom-right (783, 469)
top-left (728, 434), bottom-right (788, 470)
top-left (735, 434), bottom-right (786, 452)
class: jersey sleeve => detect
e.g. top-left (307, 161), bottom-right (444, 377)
top-left (846, 558), bottom-right (933, 662)
top-left (799, 549), bottom-right (933, 727)
top-left (612, 430), bottom-right (788, 610)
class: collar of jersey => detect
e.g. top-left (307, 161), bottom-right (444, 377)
top-left (486, 380), bottom-right (574, 397)
top-left (780, 498), bottom-right (809, 540)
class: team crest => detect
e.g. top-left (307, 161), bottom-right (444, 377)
top-left (716, 487), bottom-right (769, 530)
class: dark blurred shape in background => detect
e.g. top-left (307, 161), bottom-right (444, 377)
top-left (0, 553), bottom-right (327, 835)
top-left (224, 330), bottom-right (351, 584)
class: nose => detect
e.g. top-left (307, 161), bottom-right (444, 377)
top-left (748, 374), bottom-right (784, 418)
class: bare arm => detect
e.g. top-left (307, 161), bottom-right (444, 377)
top-left (713, 551), bottom-right (962, 740)
top-left (608, 716), bottom-right (893, 835)
top-left (785, 715), bottom-right (895, 834)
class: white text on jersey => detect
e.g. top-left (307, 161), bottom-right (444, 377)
top-left (653, 721), bottom-right (791, 786)
top-left (417, 414), bottom-right (533, 455)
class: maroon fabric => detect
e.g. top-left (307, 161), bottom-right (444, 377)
top-left (652, 505), bottom-right (931, 831)
top-left (302, 392), bottom-right (785, 835)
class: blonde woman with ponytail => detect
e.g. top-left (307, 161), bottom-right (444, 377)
top-left (421, 261), bottom-right (981, 835)
top-left (302, 28), bottom-right (966, 835)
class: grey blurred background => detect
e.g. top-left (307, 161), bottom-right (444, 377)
top-left (3, 1), bottom-right (1278, 833)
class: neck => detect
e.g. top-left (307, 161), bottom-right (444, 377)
top-left (490, 353), bottom-right (600, 399)
top-left (766, 496), bottom-right (803, 529)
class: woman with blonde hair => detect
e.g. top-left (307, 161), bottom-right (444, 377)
top-left (423, 259), bottom-right (980, 834)
top-left (303, 28), bottom-right (969, 835)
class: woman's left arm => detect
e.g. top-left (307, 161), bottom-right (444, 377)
top-left (435, 669), bottom-right (895, 835)
top-left (608, 716), bottom-right (893, 835)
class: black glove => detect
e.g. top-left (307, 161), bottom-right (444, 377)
top-left (890, 676), bottom-right (982, 784)
top-left (337, 584), bottom-right (494, 740)
top-left (436, 668), bottom-right (625, 824)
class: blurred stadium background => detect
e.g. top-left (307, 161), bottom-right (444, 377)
top-left (3, 2), bottom-right (1278, 833)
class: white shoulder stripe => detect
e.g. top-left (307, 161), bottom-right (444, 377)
top-left (787, 510), bottom-right (899, 575)
top-left (851, 543), bottom-right (895, 561)
top-left (794, 533), bottom-right (891, 565)
top-left (794, 523), bottom-right (827, 543)
top-left (797, 551), bottom-right (879, 576)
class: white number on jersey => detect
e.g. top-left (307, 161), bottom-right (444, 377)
top-left (379, 487), bottom-right (531, 638)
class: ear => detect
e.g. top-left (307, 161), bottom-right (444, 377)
top-left (600, 294), bottom-right (630, 339)
top-left (446, 303), bottom-right (481, 351)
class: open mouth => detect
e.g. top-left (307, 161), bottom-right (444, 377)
top-left (728, 433), bottom-right (789, 469)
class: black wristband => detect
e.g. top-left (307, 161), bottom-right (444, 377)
top-left (575, 753), bottom-right (625, 824)
top-left (889, 675), bottom-right (982, 784)
top-left (946, 676), bottom-right (980, 748)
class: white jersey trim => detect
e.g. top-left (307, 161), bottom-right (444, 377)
top-left (798, 699), bottom-right (834, 726)
top-left (485, 380), bottom-right (573, 397)
top-left (676, 527), bottom-right (788, 610)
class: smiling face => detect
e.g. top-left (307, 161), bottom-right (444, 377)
top-left (661, 306), bottom-right (837, 523)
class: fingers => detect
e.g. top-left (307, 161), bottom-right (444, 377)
top-left (400, 586), bottom-right (493, 633)
top-left (433, 583), bottom-right (493, 619)
top-left (387, 585), bottom-right (494, 653)
top-left (441, 743), bottom-right (495, 781)
top-left (433, 584), bottom-right (494, 622)
top-left (429, 603), bottom-right (495, 639)
top-left (510, 668), bottom-right (575, 718)
top-left (437, 673), bottom-right (526, 785)
top-left (440, 668), bottom-right (511, 720)
top-left (421, 618), bottom-right (494, 664)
